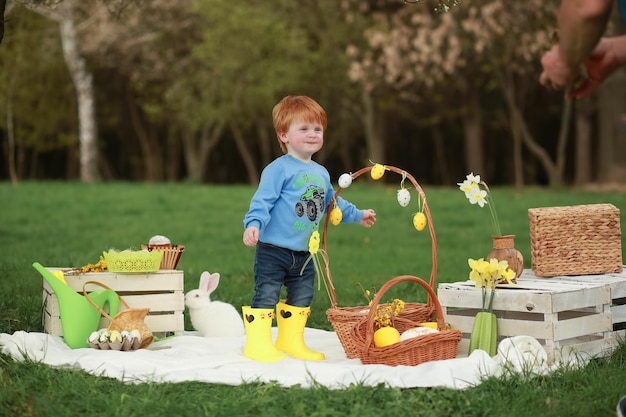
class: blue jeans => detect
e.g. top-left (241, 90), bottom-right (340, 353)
top-left (251, 242), bottom-right (314, 309)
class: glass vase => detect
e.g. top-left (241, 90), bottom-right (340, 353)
top-left (468, 311), bottom-right (497, 357)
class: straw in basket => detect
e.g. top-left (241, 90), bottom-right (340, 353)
top-left (323, 165), bottom-right (439, 359)
top-left (352, 275), bottom-right (461, 366)
top-left (83, 281), bottom-right (154, 349)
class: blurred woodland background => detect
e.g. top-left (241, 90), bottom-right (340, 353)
top-left (1, 0), bottom-right (625, 187)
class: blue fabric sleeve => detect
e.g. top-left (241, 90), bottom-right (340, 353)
top-left (243, 156), bottom-right (364, 252)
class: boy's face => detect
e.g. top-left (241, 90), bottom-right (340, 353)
top-left (279, 119), bottom-right (324, 162)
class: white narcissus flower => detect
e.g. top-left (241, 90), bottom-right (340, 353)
top-left (468, 187), bottom-right (488, 207)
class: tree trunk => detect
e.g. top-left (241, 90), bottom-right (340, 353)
top-left (0, 0), bottom-right (6, 44)
top-left (180, 122), bottom-right (224, 182)
top-left (462, 90), bottom-right (484, 176)
top-left (127, 91), bottom-right (161, 181)
top-left (165, 126), bottom-right (182, 182)
top-left (5, 78), bottom-right (17, 184)
top-left (58, 8), bottom-right (100, 182)
top-left (230, 122), bottom-right (259, 185)
top-left (597, 69), bottom-right (626, 183)
top-left (510, 116), bottom-right (524, 189)
top-left (361, 89), bottom-right (384, 164)
top-left (573, 97), bottom-right (594, 185)
top-left (257, 123), bottom-right (274, 169)
top-left (431, 125), bottom-right (449, 185)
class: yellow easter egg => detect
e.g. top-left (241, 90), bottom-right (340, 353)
top-left (109, 330), bottom-right (123, 343)
top-left (329, 206), bottom-right (343, 226)
top-left (413, 212), bottom-right (427, 231)
top-left (370, 164), bottom-right (386, 180)
top-left (419, 321), bottom-right (439, 329)
top-left (373, 326), bottom-right (400, 348)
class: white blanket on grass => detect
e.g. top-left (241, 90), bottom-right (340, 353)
top-left (0, 328), bottom-right (576, 389)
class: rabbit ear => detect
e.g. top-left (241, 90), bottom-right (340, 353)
top-left (199, 271), bottom-right (220, 294)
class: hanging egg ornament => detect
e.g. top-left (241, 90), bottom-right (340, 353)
top-left (338, 173), bottom-right (353, 188)
top-left (397, 188), bottom-right (411, 207)
top-left (330, 206), bottom-right (343, 226)
top-left (413, 212), bottom-right (427, 231)
top-left (370, 164), bottom-right (386, 180)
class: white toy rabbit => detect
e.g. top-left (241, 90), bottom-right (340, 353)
top-left (184, 271), bottom-right (245, 337)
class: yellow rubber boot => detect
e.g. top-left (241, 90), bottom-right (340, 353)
top-left (242, 306), bottom-right (287, 362)
top-left (275, 301), bottom-right (325, 361)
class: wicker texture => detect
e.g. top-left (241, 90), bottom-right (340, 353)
top-left (323, 165), bottom-right (439, 359)
top-left (83, 281), bottom-right (154, 349)
top-left (352, 275), bottom-right (461, 366)
top-left (528, 204), bottom-right (623, 277)
top-left (141, 244), bottom-right (185, 270)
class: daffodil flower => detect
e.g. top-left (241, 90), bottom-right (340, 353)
top-left (458, 173), bottom-right (501, 236)
top-left (468, 257), bottom-right (516, 312)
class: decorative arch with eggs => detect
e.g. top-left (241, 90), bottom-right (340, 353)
top-left (321, 162), bottom-right (439, 308)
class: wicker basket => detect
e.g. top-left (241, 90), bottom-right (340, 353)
top-left (141, 244), bottom-right (185, 270)
top-left (528, 203), bottom-right (623, 277)
top-left (352, 275), bottom-right (461, 366)
top-left (323, 165), bottom-right (439, 359)
top-left (83, 281), bottom-right (154, 349)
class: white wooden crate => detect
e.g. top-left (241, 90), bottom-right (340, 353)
top-left (438, 276), bottom-right (617, 363)
top-left (43, 268), bottom-right (185, 338)
top-left (527, 267), bottom-right (626, 335)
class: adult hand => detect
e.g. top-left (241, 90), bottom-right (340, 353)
top-left (567, 37), bottom-right (617, 99)
top-left (539, 44), bottom-right (585, 91)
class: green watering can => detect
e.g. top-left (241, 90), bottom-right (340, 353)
top-left (33, 262), bottom-right (120, 348)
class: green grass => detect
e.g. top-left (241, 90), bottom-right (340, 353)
top-left (1, 181), bottom-right (626, 417)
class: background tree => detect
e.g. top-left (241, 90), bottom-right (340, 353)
top-left (0, 7), bottom-right (77, 181)
top-left (2, 1), bottom-right (623, 187)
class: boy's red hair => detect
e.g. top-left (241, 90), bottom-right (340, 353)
top-left (272, 96), bottom-right (327, 153)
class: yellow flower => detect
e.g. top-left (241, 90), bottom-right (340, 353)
top-left (468, 257), bottom-right (516, 312)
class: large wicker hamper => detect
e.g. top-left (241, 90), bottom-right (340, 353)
top-left (528, 203), bottom-right (623, 277)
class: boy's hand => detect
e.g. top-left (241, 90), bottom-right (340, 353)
top-left (360, 209), bottom-right (377, 228)
top-left (243, 226), bottom-right (259, 246)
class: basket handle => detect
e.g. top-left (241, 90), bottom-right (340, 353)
top-left (83, 281), bottom-right (130, 321)
top-left (321, 165), bottom-right (438, 308)
top-left (361, 275), bottom-right (446, 351)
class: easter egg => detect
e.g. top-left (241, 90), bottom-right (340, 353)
top-left (109, 330), bottom-right (123, 343)
top-left (330, 206), bottom-right (343, 226)
top-left (98, 331), bottom-right (109, 343)
top-left (413, 212), bottom-right (427, 231)
top-left (397, 188), bottom-right (411, 207)
top-left (373, 327), bottom-right (400, 347)
top-left (338, 173), bottom-right (353, 188)
top-left (370, 164), bottom-right (386, 180)
top-left (399, 326), bottom-right (438, 342)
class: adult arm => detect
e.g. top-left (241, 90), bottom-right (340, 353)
top-left (540, 0), bottom-right (614, 90)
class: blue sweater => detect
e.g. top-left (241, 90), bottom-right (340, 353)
top-left (244, 155), bottom-right (364, 252)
